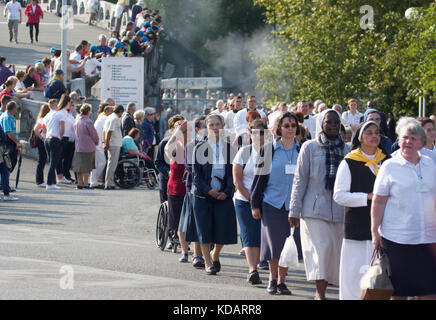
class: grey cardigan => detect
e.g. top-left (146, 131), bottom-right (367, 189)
top-left (289, 138), bottom-right (351, 223)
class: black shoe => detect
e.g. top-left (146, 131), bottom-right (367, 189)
top-left (76, 186), bottom-right (83, 190)
top-left (212, 260), bottom-right (221, 273)
top-left (247, 270), bottom-right (262, 285)
top-left (104, 186), bottom-right (116, 190)
top-left (192, 256), bottom-right (205, 269)
top-left (93, 185), bottom-right (105, 189)
top-left (267, 279), bottom-right (277, 295)
top-left (205, 266), bottom-right (217, 275)
top-left (277, 283), bottom-right (292, 295)
top-left (30, 39), bottom-right (33, 44)
top-left (258, 261), bottom-right (269, 270)
top-left (10, 188), bottom-right (16, 193)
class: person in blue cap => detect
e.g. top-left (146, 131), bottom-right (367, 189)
top-left (130, 30), bottom-right (147, 56)
top-left (112, 41), bottom-right (127, 57)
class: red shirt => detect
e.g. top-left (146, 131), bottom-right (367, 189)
top-left (25, 4), bottom-right (44, 24)
top-left (0, 90), bottom-right (13, 101)
top-left (167, 142), bottom-right (186, 197)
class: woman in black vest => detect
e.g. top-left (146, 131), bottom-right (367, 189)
top-left (333, 121), bottom-right (389, 300)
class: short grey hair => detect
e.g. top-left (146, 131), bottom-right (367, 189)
top-left (333, 104), bottom-right (342, 112)
top-left (99, 34), bottom-right (107, 41)
top-left (144, 107), bottom-right (156, 115)
top-left (396, 117), bottom-right (427, 145)
top-left (127, 102), bottom-right (136, 112)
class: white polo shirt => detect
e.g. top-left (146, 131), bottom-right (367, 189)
top-left (5, 1), bottom-right (21, 20)
top-left (342, 110), bottom-right (362, 129)
top-left (43, 109), bottom-right (67, 140)
top-left (373, 152), bottom-right (436, 245)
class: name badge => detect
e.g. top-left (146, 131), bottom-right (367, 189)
top-left (415, 181), bottom-right (429, 193)
top-left (285, 164), bottom-right (296, 175)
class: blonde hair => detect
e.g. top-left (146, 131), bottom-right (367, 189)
top-left (134, 110), bottom-right (145, 121)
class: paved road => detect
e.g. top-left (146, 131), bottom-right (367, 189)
top-left (0, 156), bottom-right (339, 300)
top-left (0, 5), bottom-right (110, 66)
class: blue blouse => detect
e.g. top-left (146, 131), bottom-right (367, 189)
top-left (263, 138), bottom-right (299, 211)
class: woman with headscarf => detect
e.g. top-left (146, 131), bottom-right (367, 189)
top-left (289, 109), bottom-right (351, 300)
top-left (333, 121), bottom-right (389, 300)
top-left (363, 109), bottom-right (392, 155)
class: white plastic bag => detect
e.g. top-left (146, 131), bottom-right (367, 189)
top-left (279, 228), bottom-right (299, 268)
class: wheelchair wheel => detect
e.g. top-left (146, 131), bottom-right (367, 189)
top-left (156, 201), bottom-right (169, 251)
top-left (145, 170), bottom-right (158, 190)
top-left (114, 160), bottom-right (141, 189)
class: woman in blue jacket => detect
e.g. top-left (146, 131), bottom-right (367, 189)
top-left (192, 114), bottom-right (237, 275)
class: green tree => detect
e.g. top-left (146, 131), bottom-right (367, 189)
top-left (254, 0), bottom-right (434, 116)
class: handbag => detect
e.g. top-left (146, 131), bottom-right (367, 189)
top-left (278, 228), bottom-right (299, 268)
top-left (360, 248), bottom-right (394, 300)
top-left (29, 129), bottom-right (38, 148)
top-left (0, 146), bottom-right (12, 170)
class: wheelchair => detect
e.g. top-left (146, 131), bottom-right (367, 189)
top-left (155, 201), bottom-right (180, 253)
top-left (114, 153), bottom-right (158, 190)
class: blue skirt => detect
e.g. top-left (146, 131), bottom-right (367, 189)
top-left (184, 193), bottom-right (199, 242)
top-left (234, 199), bottom-right (261, 248)
top-left (260, 201), bottom-right (291, 261)
top-left (192, 195), bottom-right (237, 245)
top-left (382, 237), bottom-right (436, 296)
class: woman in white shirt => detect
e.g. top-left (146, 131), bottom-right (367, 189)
top-left (371, 117), bottom-right (436, 300)
top-left (232, 119), bottom-right (268, 285)
top-left (57, 102), bottom-right (76, 184)
top-left (342, 98), bottom-right (362, 133)
top-left (333, 121), bottom-right (389, 300)
top-left (43, 94), bottom-right (70, 190)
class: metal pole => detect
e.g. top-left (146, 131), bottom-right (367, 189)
top-left (61, 0), bottom-right (67, 87)
top-left (419, 96), bottom-right (422, 117)
top-left (423, 96), bottom-right (426, 118)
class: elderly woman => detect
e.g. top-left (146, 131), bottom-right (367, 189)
top-left (73, 104), bottom-right (99, 190)
top-left (334, 121), bottom-right (389, 300)
top-left (233, 119), bottom-right (268, 285)
top-left (371, 117), bottom-right (436, 300)
top-left (289, 109), bottom-right (351, 300)
top-left (192, 114), bottom-right (237, 275)
top-left (251, 112), bottom-right (300, 295)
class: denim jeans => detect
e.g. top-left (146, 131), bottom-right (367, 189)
top-left (0, 161), bottom-right (10, 196)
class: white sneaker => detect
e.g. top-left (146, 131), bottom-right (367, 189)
top-left (37, 183), bottom-right (47, 188)
top-left (58, 177), bottom-right (72, 184)
top-left (4, 195), bottom-right (19, 201)
top-left (46, 185), bottom-right (61, 190)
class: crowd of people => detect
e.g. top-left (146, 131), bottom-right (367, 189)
top-left (0, 85), bottom-right (435, 299)
top-left (152, 94), bottom-right (436, 300)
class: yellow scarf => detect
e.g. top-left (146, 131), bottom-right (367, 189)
top-left (345, 147), bottom-right (386, 175)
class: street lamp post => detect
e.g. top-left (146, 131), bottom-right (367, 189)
top-left (61, 0), bottom-right (67, 86)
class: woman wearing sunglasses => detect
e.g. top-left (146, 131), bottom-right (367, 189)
top-left (251, 112), bottom-right (300, 295)
top-left (233, 119), bottom-right (269, 285)
top-left (289, 109), bottom-right (351, 300)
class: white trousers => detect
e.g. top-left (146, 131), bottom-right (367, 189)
top-left (90, 147), bottom-right (106, 187)
top-left (339, 239), bottom-right (373, 300)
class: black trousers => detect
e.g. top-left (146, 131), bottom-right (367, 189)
top-left (45, 137), bottom-right (62, 186)
top-left (36, 138), bottom-right (47, 185)
top-left (28, 23), bottom-right (39, 41)
top-left (56, 137), bottom-right (75, 179)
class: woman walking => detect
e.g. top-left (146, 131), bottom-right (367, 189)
top-left (333, 121), bottom-right (389, 300)
top-left (371, 117), bottom-right (436, 300)
top-left (73, 104), bottom-right (99, 190)
top-left (24, 0), bottom-right (43, 44)
top-left (233, 119), bottom-right (268, 285)
top-left (32, 103), bottom-right (50, 187)
top-left (289, 109), bottom-right (351, 300)
top-left (192, 114), bottom-right (237, 275)
top-left (251, 113), bottom-right (300, 295)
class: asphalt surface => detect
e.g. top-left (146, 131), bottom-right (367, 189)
top-left (0, 5), bottom-right (110, 66)
top-left (0, 156), bottom-right (339, 300)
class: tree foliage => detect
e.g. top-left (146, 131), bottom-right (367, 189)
top-left (254, 0), bottom-right (435, 116)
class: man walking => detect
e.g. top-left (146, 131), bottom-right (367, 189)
top-left (103, 105), bottom-right (124, 190)
top-left (4, 0), bottom-right (22, 44)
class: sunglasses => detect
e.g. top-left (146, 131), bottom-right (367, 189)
top-left (282, 123), bottom-right (298, 129)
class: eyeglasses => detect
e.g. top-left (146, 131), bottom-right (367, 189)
top-left (282, 123), bottom-right (298, 129)
top-left (324, 120), bottom-right (341, 125)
